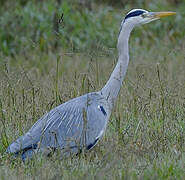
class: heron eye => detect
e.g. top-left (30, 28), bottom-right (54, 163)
top-left (141, 13), bottom-right (147, 18)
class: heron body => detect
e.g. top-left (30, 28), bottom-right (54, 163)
top-left (7, 92), bottom-right (110, 160)
top-left (6, 9), bottom-right (175, 160)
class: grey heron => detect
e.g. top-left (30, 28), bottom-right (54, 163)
top-left (6, 9), bottom-right (175, 160)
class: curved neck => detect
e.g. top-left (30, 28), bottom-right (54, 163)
top-left (101, 23), bottom-right (133, 109)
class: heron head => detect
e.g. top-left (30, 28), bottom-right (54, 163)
top-left (123, 9), bottom-right (176, 27)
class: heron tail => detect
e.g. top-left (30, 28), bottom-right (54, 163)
top-left (6, 136), bottom-right (38, 161)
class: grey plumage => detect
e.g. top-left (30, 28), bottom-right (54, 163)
top-left (6, 9), bottom-right (175, 160)
top-left (7, 92), bottom-right (111, 160)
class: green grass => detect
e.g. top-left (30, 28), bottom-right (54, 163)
top-left (0, 0), bottom-right (185, 179)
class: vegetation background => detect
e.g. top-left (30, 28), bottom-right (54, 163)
top-left (0, 0), bottom-right (184, 179)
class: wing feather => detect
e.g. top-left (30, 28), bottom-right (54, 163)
top-left (7, 93), bottom-right (109, 155)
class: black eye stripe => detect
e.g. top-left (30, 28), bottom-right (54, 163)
top-left (125, 10), bottom-right (145, 19)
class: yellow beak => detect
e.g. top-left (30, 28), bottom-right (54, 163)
top-left (152, 11), bottom-right (176, 18)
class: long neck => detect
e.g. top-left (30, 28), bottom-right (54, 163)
top-left (101, 23), bottom-right (133, 109)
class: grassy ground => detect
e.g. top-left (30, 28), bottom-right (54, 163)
top-left (0, 0), bottom-right (185, 179)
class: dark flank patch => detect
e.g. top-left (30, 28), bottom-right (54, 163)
top-left (22, 143), bottom-right (38, 152)
top-left (11, 144), bottom-right (38, 161)
top-left (125, 10), bottom-right (145, 20)
top-left (100, 105), bottom-right (107, 116)
top-left (87, 138), bottom-right (99, 150)
top-left (21, 149), bottom-right (35, 161)
top-left (13, 143), bottom-right (38, 157)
